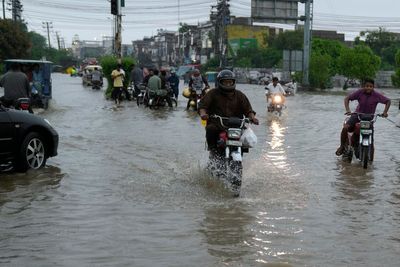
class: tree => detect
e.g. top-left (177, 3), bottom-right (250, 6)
top-left (28, 31), bottom-right (47, 59)
top-left (355, 28), bottom-right (400, 70)
top-left (309, 52), bottom-right (332, 89)
top-left (312, 38), bottom-right (346, 75)
top-left (391, 49), bottom-right (400, 87)
top-left (338, 45), bottom-right (381, 84)
top-left (268, 30), bottom-right (303, 51)
top-left (0, 19), bottom-right (30, 61)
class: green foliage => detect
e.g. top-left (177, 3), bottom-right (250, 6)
top-left (309, 52), bottom-right (332, 89)
top-left (0, 63), bottom-right (3, 74)
top-left (100, 56), bottom-right (136, 97)
top-left (391, 69), bottom-right (400, 87)
top-left (201, 56), bottom-right (220, 72)
top-left (312, 38), bottom-right (346, 75)
top-left (233, 47), bottom-right (281, 68)
top-left (28, 31), bottom-right (47, 60)
top-left (0, 19), bottom-right (30, 61)
top-left (391, 49), bottom-right (400, 87)
top-left (338, 45), bottom-right (381, 82)
top-left (356, 28), bottom-right (400, 70)
top-left (268, 30), bottom-right (303, 50)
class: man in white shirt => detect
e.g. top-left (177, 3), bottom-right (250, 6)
top-left (265, 77), bottom-right (286, 105)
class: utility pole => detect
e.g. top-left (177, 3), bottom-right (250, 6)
top-left (11, 0), bottom-right (22, 22)
top-left (216, 0), bottom-right (230, 68)
top-left (111, 0), bottom-right (122, 58)
top-left (2, 0), bottom-right (5, 19)
top-left (301, 0), bottom-right (313, 87)
top-left (56, 31), bottom-right (61, 50)
top-left (42, 21), bottom-right (53, 49)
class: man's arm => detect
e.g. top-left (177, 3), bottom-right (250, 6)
top-left (202, 76), bottom-right (209, 87)
top-left (344, 96), bottom-right (351, 114)
top-left (382, 99), bottom-right (391, 117)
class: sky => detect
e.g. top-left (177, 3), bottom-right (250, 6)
top-left (5, 0), bottom-right (400, 47)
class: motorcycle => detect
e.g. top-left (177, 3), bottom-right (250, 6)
top-left (342, 113), bottom-right (381, 168)
top-left (147, 87), bottom-right (177, 109)
top-left (136, 84), bottom-right (149, 106)
top-left (92, 80), bottom-right (102, 90)
top-left (283, 82), bottom-right (296, 96)
top-left (267, 93), bottom-right (285, 116)
top-left (0, 97), bottom-right (33, 113)
top-left (206, 114), bottom-right (255, 197)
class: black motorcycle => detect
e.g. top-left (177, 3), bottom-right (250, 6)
top-left (342, 113), bottom-right (381, 169)
top-left (206, 115), bottom-right (254, 197)
top-left (147, 88), bottom-right (177, 109)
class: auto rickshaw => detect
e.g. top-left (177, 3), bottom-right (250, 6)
top-left (82, 65), bottom-right (103, 86)
top-left (3, 59), bottom-right (53, 109)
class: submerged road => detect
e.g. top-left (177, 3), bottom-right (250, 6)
top-left (1, 73), bottom-right (400, 266)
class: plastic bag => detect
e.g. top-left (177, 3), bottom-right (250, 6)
top-left (240, 127), bottom-right (257, 147)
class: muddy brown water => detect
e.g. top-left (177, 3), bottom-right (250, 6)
top-left (1, 74), bottom-right (400, 266)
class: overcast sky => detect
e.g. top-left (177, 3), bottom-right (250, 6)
top-left (7, 0), bottom-right (400, 47)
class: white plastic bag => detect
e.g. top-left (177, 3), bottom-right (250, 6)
top-left (240, 127), bottom-right (257, 147)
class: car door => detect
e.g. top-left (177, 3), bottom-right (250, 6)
top-left (0, 108), bottom-right (14, 159)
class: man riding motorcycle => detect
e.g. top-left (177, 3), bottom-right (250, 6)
top-left (198, 70), bottom-right (259, 152)
top-left (187, 69), bottom-right (210, 110)
top-left (335, 78), bottom-right (391, 156)
top-left (148, 69), bottom-right (173, 107)
top-left (265, 77), bottom-right (286, 108)
top-left (0, 62), bottom-right (33, 113)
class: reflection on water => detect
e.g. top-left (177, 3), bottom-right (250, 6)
top-left (0, 166), bottom-right (65, 211)
top-left (333, 160), bottom-right (374, 201)
top-left (263, 118), bottom-right (288, 170)
top-left (199, 204), bottom-right (254, 263)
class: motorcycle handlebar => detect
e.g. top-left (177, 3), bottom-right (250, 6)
top-left (210, 114), bottom-right (250, 128)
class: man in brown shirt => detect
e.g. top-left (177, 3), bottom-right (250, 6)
top-left (198, 70), bottom-right (259, 150)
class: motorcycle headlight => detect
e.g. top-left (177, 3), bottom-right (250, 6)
top-left (274, 95), bottom-right (282, 103)
top-left (228, 128), bottom-right (242, 139)
top-left (360, 121), bottom-right (371, 129)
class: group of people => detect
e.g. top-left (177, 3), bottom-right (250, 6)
top-left (110, 64), bottom-right (181, 107)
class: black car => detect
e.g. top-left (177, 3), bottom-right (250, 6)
top-left (0, 104), bottom-right (58, 172)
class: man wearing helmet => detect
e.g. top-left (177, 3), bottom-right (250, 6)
top-left (198, 69), bottom-right (259, 150)
top-left (187, 69), bottom-right (210, 110)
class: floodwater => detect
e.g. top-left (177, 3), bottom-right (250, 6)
top-left (1, 74), bottom-right (400, 266)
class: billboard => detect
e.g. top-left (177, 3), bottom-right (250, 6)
top-left (226, 25), bottom-right (270, 56)
top-left (251, 0), bottom-right (299, 24)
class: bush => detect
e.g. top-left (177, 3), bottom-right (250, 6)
top-left (100, 56), bottom-right (135, 97)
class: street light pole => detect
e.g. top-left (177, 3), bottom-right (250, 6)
top-left (302, 0), bottom-right (312, 87)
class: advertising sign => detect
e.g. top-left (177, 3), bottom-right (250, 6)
top-left (251, 0), bottom-right (299, 24)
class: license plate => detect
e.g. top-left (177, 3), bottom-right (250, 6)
top-left (226, 140), bottom-right (242, 146)
top-left (361, 129), bottom-right (372, 134)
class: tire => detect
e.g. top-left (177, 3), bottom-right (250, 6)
top-left (342, 146), bottom-right (353, 163)
top-left (171, 98), bottom-right (178, 108)
top-left (361, 146), bottom-right (369, 169)
top-left (16, 132), bottom-right (47, 172)
top-left (228, 161), bottom-right (242, 197)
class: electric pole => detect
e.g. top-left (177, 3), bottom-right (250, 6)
top-left (111, 0), bottom-right (122, 58)
top-left (301, 0), bottom-right (313, 87)
top-left (56, 31), bottom-right (61, 50)
top-left (42, 21), bottom-right (53, 49)
top-left (2, 0), bottom-right (5, 19)
top-left (216, 0), bottom-right (230, 68)
top-left (10, 0), bottom-right (22, 22)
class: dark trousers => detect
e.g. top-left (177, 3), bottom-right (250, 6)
top-left (112, 87), bottom-right (130, 102)
top-left (206, 123), bottom-right (224, 150)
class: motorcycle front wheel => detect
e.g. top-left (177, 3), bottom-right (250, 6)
top-left (228, 161), bottom-right (243, 197)
top-left (361, 146), bottom-right (369, 169)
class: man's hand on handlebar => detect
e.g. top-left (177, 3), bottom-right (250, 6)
top-left (200, 114), bottom-right (209, 121)
top-left (251, 117), bottom-right (259, 125)
top-left (382, 112), bottom-right (389, 118)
